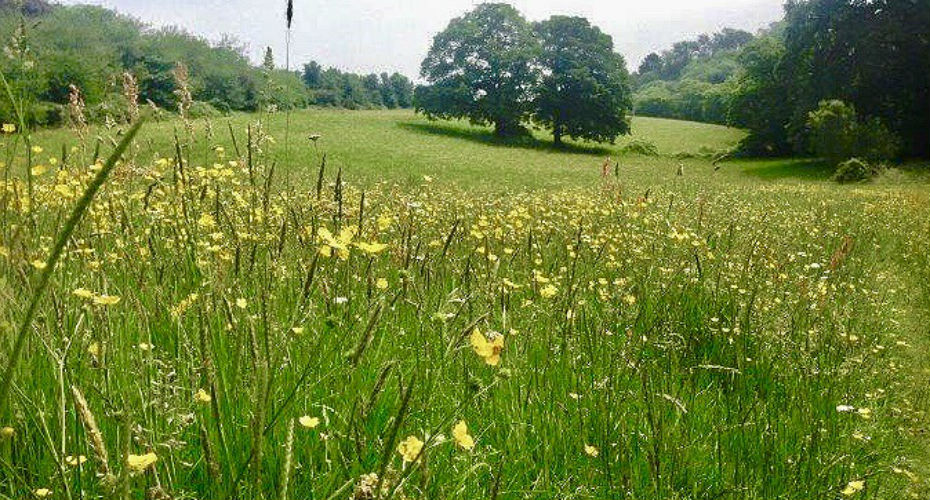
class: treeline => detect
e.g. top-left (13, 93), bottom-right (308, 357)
top-left (632, 28), bottom-right (753, 125)
top-left (0, 0), bottom-right (414, 127)
top-left (301, 61), bottom-right (413, 110)
top-left (633, 0), bottom-right (929, 158)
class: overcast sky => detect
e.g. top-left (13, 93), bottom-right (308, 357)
top-left (59, 0), bottom-right (784, 77)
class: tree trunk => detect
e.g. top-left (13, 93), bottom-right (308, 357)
top-left (553, 122), bottom-right (563, 147)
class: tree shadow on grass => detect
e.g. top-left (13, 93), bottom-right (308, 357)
top-left (739, 158), bottom-right (834, 181)
top-left (397, 121), bottom-right (613, 156)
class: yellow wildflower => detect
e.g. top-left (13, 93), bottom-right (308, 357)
top-left (92, 295), bottom-right (121, 306)
top-left (841, 480), bottom-right (865, 496)
top-left (375, 277), bottom-right (389, 290)
top-left (470, 328), bottom-right (504, 366)
top-left (34, 488), bottom-right (52, 498)
top-left (540, 284), bottom-right (558, 298)
top-left (452, 420), bottom-right (475, 450)
top-left (235, 298), bottom-right (247, 309)
top-left (73, 288), bottom-right (94, 299)
top-left (584, 444), bottom-right (599, 457)
top-left (355, 241), bottom-right (388, 254)
top-left (318, 225), bottom-right (357, 260)
top-left (0, 426), bottom-right (14, 439)
top-left (64, 455), bottom-right (87, 467)
top-left (299, 415), bottom-right (320, 428)
top-left (127, 452), bottom-right (158, 473)
top-left (31, 259), bottom-right (47, 270)
top-left (194, 389), bottom-right (212, 404)
top-left (2, 123), bottom-right (15, 134)
top-left (31, 165), bottom-right (48, 176)
top-left (397, 435), bottom-right (423, 463)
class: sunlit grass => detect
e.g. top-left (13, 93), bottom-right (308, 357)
top-left (1, 110), bottom-right (928, 499)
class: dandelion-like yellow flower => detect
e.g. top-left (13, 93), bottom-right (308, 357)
top-left (0, 426), bottom-right (14, 439)
top-left (298, 415), bottom-right (320, 429)
top-left (318, 226), bottom-right (357, 260)
top-left (73, 288), bottom-right (94, 299)
top-left (235, 298), bottom-right (247, 309)
top-left (355, 241), bottom-right (388, 255)
top-left (397, 435), bottom-right (423, 463)
top-left (470, 328), bottom-right (504, 366)
top-left (194, 389), bottom-right (212, 404)
top-left (375, 278), bottom-right (388, 290)
top-left (127, 452), bottom-right (158, 473)
top-left (64, 455), bottom-right (87, 466)
top-left (30, 165), bottom-right (48, 176)
top-left (92, 295), bottom-right (121, 306)
top-left (841, 480), bottom-right (864, 496)
top-left (30, 260), bottom-right (47, 270)
top-left (584, 444), bottom-right (599, 457)
top-left (2, 123), bottom-right (16, 134)
top-left (34, 488), bottom-right (52, 498)
top-left (452, 420), bottom-right (475, 450)
top-left (540, 284), bottom-right (558, 298)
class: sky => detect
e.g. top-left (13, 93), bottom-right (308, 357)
top-left (59, 0), bottom-right (785, 77)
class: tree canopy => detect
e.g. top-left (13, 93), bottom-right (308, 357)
top-left (417, 3), bottom-right (539, 136)
top-left (634, 0), bottom-right (929, 159)
top-left (533, 16), bottom-right (632, 145)
top-left (417, 4), bottom-right (633, 144)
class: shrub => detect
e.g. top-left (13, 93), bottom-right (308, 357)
top-left (621, 139), bottom-right (659, 156)
top-left (807, 100), bottom-right (901, 166)
top-left (832, 157), bottom-right (874, 183)
top-left (188, 101), bottom-right (223, 119)
top-left (807, 100), bottom-right (858, 165)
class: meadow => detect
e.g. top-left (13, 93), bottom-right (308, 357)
top-left (1, 108), bottom-right (928, 499)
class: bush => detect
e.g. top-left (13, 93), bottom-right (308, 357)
top-left (621, 138), bottom-right (659, 156)
top-left (807, 100), bottom-right (900, 165)
top-left (188, 101), bottom-right (223, 119)
top-left (29, 102), bottom-right (64, 128)
top-left (807, 100), bottom-right (858, 165)
top-left (832, 158), bottom-right (874, 183)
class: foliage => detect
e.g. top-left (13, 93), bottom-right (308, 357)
top-left (807, 100), bottom-right (900, 165)
top-left (832, 157), bottom-right (874, 183)
top-left (806, 99), bottom-right (858, 165)
top-left (301, 62), bottom-right (413, 110)
top-left (631, 28), bottom-right (753, 125)
top-left (533, 16), bottom-right (632, 145)
top-left (0, 2), bottom-right (414, 126)
top-left (635, 28), bottom-right (753, 85)
top-left (729, 34), bottom-right (793, 155)
top-left (417, 3), bottom-right (539, 136)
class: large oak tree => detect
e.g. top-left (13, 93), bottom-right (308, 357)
top-left (533, 16), bottom-right (632, 145)
top-left (416, 3), bottom-right (538, 137)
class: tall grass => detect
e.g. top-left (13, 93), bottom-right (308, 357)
top-left (0, 9), bottom-right (928, 497)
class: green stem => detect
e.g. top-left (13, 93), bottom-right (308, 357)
top-left (0, 120), bottom-right (144, 416)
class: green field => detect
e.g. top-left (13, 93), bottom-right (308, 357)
top-left (1, 109), bottom-right (929, 499)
